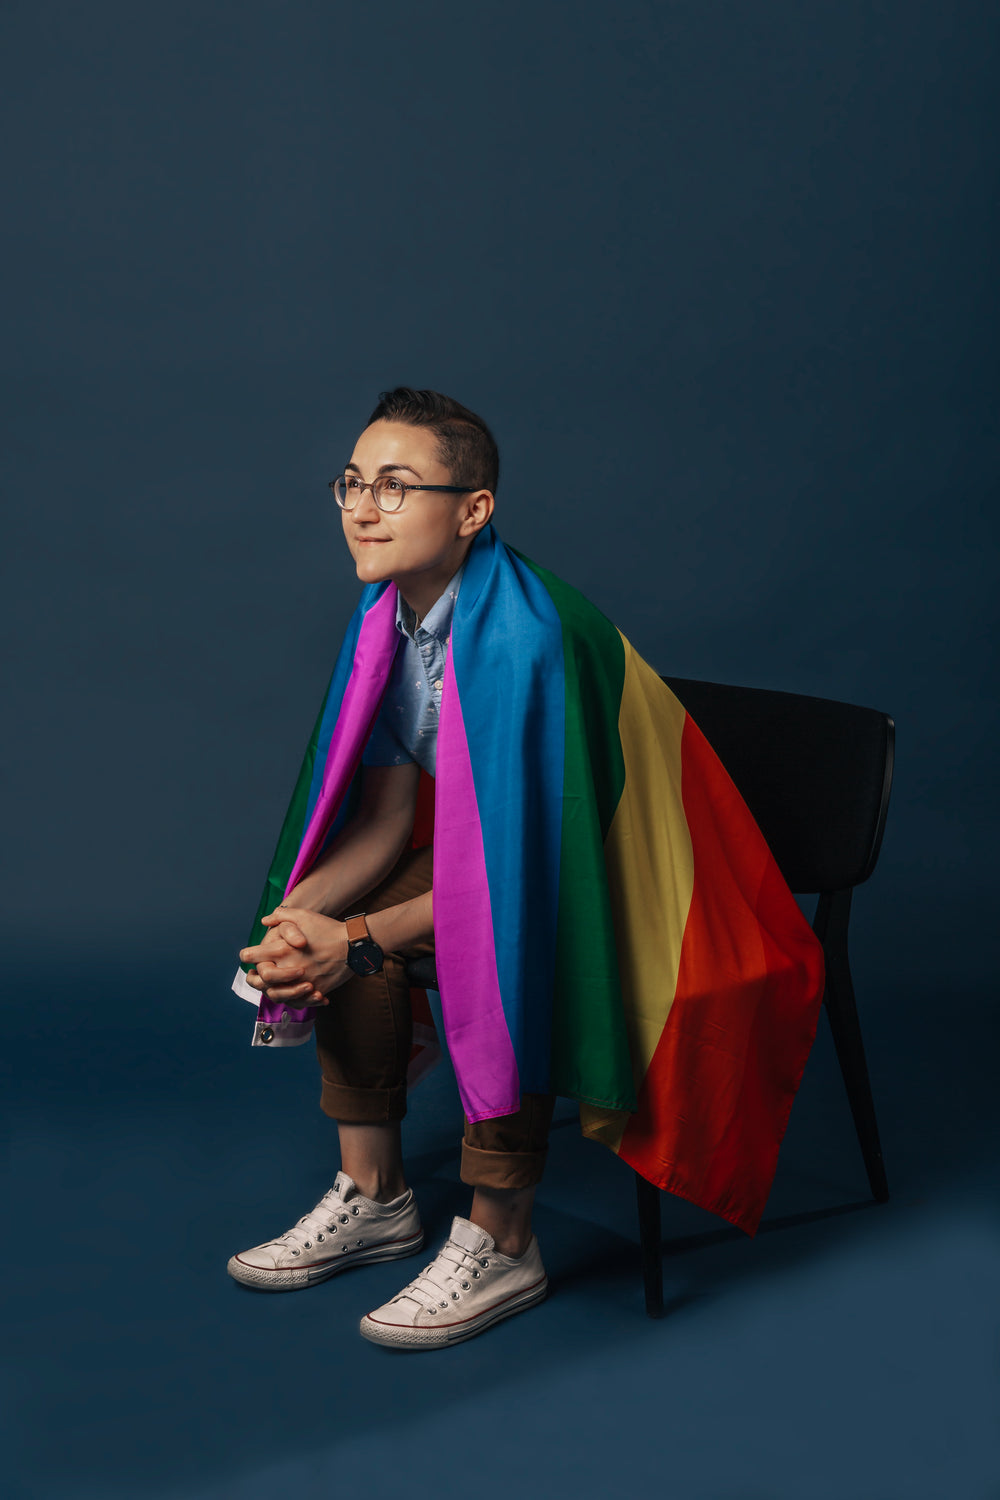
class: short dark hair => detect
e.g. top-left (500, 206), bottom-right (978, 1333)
top-left (365, 387), bottom-right (499, 494)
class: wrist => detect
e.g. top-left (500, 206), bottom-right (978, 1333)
top-left (364, 892), bottom-right (433, 957)
top-left (283, 880), bottom-right (325, 914)
top-left (343, 912), bottom-right (384, 976)
top-left (319, 913), bottom-right (350, 963)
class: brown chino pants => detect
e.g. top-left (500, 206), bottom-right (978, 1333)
top-left (313, 844), bottom-right (556, 1191)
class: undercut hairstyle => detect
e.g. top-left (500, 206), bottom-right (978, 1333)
top-left (365, 387), bottom-right (500, 495)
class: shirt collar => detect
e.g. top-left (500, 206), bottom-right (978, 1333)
top-left (395, 559), bottom-right (466, 644)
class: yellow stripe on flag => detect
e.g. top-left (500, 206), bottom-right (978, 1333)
top-left (579, 634), bottom-right (695, 1152)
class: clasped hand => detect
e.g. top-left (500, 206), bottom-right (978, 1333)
top-left (240, 906), bottom-right (354, 1007)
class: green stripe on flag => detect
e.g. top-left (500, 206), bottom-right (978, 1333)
top-left (242, 688), bottom-right (332, 961)
top-left (520, 555), bottom-right (637, 1109)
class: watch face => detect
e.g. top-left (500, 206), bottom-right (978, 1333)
top-left (347, 939), bottom-right (383, 976)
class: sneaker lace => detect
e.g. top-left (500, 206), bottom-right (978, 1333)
top-left (273, 1186), bottom-right (360, 1252)
top-left (398, 1241), bottom-right (487, 1312)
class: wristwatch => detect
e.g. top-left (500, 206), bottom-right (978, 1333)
top-left (343, 912), bottom-right (385, 976)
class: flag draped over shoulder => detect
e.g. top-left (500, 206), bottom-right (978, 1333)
top-left (234, 523), bottom-right (825, 1236)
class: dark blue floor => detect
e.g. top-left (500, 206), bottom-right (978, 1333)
top-left (7, 955), bottom-right (999, 1500)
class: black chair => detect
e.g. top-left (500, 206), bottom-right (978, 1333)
top-left (632, 676), bottom-right (895, 1315)
top-left (407, 676), bottom-right (895, 1318)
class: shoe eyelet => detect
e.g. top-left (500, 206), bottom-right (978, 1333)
top-left (472, 1270), bottom-right (480, 1278)
top-left (303, 1241), bottom-right (311, 1248)
top-left (451, 1292), bottom-right (460, 1300)
top-left (340, 1215), bottom-right (349, 1224)
top-left (351, 1206), bottom-right (360, 1215)
top-left (317, 1234), bottom-right (325, 1242)
top-left (461, 1281), bottom-right (470, 1289)
top-left (292, 1249), bottom-right (300, 1256)
top-left (428, 1308), bottom-right (437, 1315)
top-left (439, 1301), bottom-right (447, 1308)
top-left (356, 1240), bottom-right (364, 1248)
top-left (480, 1259), bottom-right (489, 1268)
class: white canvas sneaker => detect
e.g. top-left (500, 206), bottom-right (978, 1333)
top-left (359, 1215), bottom-right (548, 1349)
top-left (227, 1171), bottom-right (424, 1291)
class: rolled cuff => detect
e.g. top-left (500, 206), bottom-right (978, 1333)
top-left (320, 1077), bottom-right (408, 1122)
top-left (459, 1141), bottom-right (549, 1190)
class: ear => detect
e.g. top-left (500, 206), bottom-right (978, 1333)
top-left (459, 489), bottom-right (495, 536)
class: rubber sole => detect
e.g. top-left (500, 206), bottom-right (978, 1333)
top-left (358, 1276), bottom-right (548, 1348)
top-left (227, 1229), bottom-right (426, 1291)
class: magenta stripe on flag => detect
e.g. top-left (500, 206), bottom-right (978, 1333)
top-left (284, 586), bottom-right (400, 895)
top-left (434, 641), bottom-right (520, 1122)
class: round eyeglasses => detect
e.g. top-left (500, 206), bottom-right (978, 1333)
top-left (330, 474), bottom-right (474, 514)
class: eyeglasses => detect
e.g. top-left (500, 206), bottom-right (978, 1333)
top-left (330, 474), bottom-right (474, 514)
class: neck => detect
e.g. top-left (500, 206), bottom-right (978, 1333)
top-left (394, 541), bottom-right (471, 622)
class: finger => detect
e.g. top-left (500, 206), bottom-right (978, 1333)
top-left (253, 939), bottom-right (292, 960)
top-left (242, 934), bottom-right (300, 962)
top-left (256, 930), bottom-right (299, 954)
top-left (261, 908), bottom-right (298, 926)
top-left (257, 961), bottom-right (304, 983)
top-left (259, 918), bottom-right (308, 946)
top-left (272, 922), bottom-right (308, 947)
top-left (264, 980), bottom-right (319, 1003)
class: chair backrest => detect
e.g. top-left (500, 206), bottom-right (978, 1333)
top-left (662, 677), bottom-right (894, 894)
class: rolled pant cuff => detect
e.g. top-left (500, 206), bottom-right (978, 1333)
top-left (459, 1141), bottom-right (548, 1190)
top-left (320, 1078), bottom-right (408, 1123)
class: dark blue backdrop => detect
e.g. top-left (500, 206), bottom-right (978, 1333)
top-left (4, 4), bottom-right (997, 1499)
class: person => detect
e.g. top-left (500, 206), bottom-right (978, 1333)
top-left (229, 389), bottom-right (554, 1350)
top-left (227, 386), bottom-right (826, 1353)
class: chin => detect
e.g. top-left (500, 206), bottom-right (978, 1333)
top-left (354, 553), bottom-right (393, 584)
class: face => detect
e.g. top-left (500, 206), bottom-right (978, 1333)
top-left (340, 421), bottom-right (493, 607)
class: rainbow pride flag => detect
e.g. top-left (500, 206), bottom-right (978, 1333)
top-left (235, 524), bottom-right (825, 1235)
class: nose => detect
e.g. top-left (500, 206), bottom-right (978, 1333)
top-left (352, 483), bottom-right (382, 523)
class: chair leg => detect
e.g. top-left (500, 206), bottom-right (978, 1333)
top-left (635, 1172), bottom-right (664, 1317)
top-left (814, 890), bottom-right (890, 1203)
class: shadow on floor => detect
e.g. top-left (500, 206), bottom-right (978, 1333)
top-left (7, 954), bottom-right (999, 1498)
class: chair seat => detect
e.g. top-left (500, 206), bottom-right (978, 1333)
top-left (404, 954), bottom-right (439, 990)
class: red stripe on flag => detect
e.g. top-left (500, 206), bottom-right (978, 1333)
top-left (618, 714), bottom-right (825, 1235)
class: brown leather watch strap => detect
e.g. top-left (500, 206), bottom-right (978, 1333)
top-left (343, 912), bottom-right (370, 944)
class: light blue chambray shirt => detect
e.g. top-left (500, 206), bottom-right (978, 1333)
top-left (361, 561), bottom-right (466, 778)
